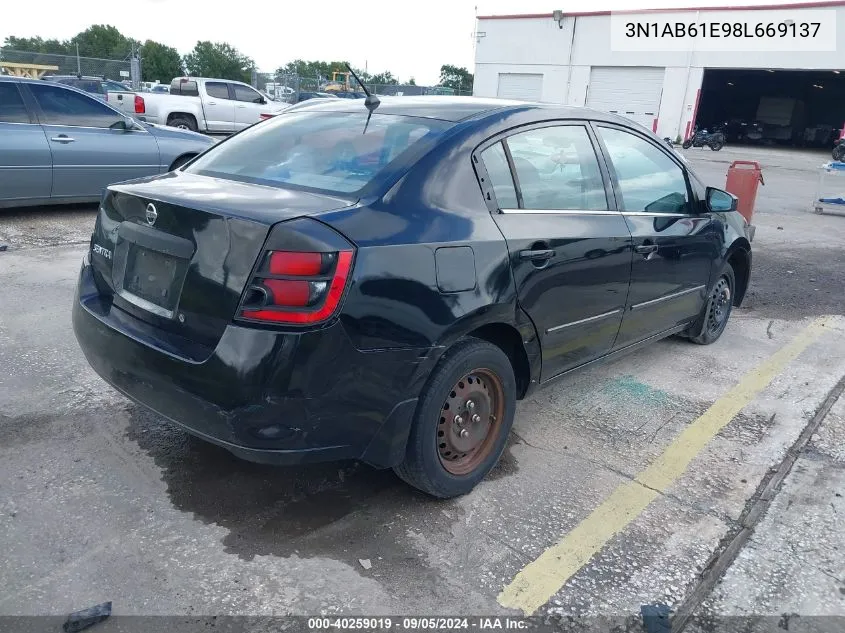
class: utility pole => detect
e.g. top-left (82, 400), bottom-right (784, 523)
top-left (76, 43), bottom-right (81, 76)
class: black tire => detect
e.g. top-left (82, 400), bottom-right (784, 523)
top-left (169, 154), bottom-right (196, 171)
top-left (682, 140), bottom-right (693, 149)
top-left (168, 116), bottom-right (197, 132)
top-left (709, 140), bottom-right (724, 151)
top-left (833, 144), bottom-right (845, 161)
top-left (394, 337), bottom-right (516, 498)
top-left (686, 263), bottom-right (735, 345)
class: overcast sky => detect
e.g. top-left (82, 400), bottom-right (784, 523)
top-left (1, 0), bottom-right (811, 84)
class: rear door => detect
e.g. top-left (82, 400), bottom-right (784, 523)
top-left (476, 122), bottom-right (633, 381)
top-left (25, 82), bottom-right (161, 199)
top-left (0, 81), bottom-right (52, 203)
top-left (202, 81), bottom-right (236, 132)
top-left (593, 123), bottom-right (718, 347)
top-left (232, 83), bottom-right (268, 129)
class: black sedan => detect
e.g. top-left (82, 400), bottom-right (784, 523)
top-left (73, 97), bottom-right (753, 498)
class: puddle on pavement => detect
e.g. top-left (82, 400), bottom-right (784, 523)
top-left (126, 406), bottom-right (518, 565)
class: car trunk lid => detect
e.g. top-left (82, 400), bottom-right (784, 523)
top-left (89, 172), bottom-right (355, 353)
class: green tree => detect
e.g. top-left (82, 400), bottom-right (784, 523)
top-left (439, 64), bottom-right (473, 92)
top-left (140, 40), bottom-right (182, 82)
top-left (184, 41), bottom-right (254, 82)
top-left (408, 77), bottom-right (416, 86)
top-left (369, 70), bottom-right (397, 85)
top-left (69, 25), bottom-right (133, 59)
top-left (277, 59), bottom-right (350, 81)
top-left (2, 36), bottom-right (68, 54)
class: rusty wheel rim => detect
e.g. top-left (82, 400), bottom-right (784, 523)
top-left (437, 368), bottom-right (505, 476)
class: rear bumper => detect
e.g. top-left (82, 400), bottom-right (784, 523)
top-left (73, 262), bottom-right (428, 467)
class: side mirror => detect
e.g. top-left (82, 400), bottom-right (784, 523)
top-left (705, 186), bottom-right (737, 212)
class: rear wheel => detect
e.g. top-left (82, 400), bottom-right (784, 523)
top-left (686, 263), bottom-right (735, 345)
top-left (709, 139), bottom-right (725, 151)
top-left (168, 116), bottom-right (197, 132)
top-left (394, 338), bottom-right (516, 498)
top-left (682, 140), bottom-right (693, 149)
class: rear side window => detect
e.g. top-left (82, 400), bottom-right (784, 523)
top-left (506, 125), bottom-right (608, 211)
top-left (480, 142), bottom-right (518, 209)
top-left (596, 126), bottom-right (690, 214)
top-left (185, 111), bottom-right (449, 194)
top-left (171, 79), bottom-right (199, 96)
top-left (29, 83), bottom-right (123, 128)
top-left (205, 82), bottom-right (230, 100)
top-left (0, 83), bottom-right (31, 123)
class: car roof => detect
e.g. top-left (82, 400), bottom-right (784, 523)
top-left (281, 95), bottom-right (634, 125)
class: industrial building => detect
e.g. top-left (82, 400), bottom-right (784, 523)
top-left (473, 1), bottom-right (845, 146)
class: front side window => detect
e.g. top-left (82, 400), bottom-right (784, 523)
top-left (596, 126), bottom-right (691, 214)
top-left (506, 125), bottom-right (608, 210)
top-left (233, 84), bottom-right (263, 103)
top-left (205, 82), bottom-right (230, 100)
top-left (480, 142), bottom-right (518, 209)
top-left (0, 83), bottom-right (31, 123)
top-left (185, 111), bottom-right (449, 194)
top-left (29, 83), bottom-right (123, 128)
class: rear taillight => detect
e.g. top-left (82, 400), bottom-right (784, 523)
top-left (239, 250), bottom-right (353, 324)
top-left (259, 113), bottom-right (274, 120)
top-left (134, 95), bottom-right (145, 114)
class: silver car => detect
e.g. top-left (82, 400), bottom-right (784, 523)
top-left (0, 76), bottom-right (215, 209)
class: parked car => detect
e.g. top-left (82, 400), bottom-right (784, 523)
top-left (114, 76), bottom-right (288, 133)
top-left (0, 76), bottom-right (214, 208)
top-left (297, 91), bottom-right (339, 102)
top-left (42, 74), bottom-right (134, 104)
top-left (333, 91), bottom-right (367, 99)
top-left (72, 97), bottom-right (753, 498)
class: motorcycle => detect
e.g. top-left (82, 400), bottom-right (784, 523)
top-left (682, 126), bottom-right (726, 151)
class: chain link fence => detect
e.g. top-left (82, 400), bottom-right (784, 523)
top-left (0, 49), bottom-right (133, 83)
top-left (254, 70), bottom-right (471, 104)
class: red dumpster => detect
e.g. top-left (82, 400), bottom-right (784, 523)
top-left (725, 160), bottom-right (764, 224)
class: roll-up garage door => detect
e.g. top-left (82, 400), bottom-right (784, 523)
top-left (586, 67), bottom-right (665, 130)
top-left (497, 73), bottom-right (543, 101)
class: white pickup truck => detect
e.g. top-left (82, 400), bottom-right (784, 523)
top-left (121, 77), bottom-right (288, 134)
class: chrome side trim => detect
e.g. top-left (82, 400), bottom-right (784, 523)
top-left (630, 285), bottom-right (706, 311)
top-left (0, 165), bottom-right (50, 169)
top-left (546, 309), bottom-right (622, 334)
top-left (116, 289), bottom-right (174, 319)
top-left (0, 121), bottom-right (38, 127)
top-left (54, 164), bottom-right (160, 169)
top-left (499, 208), bottom-right (693, 219)
top-left (500, 208), bottom-right (619, 216)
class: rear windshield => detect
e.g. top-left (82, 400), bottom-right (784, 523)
top-left (184, 111), bottom-right (450, 194)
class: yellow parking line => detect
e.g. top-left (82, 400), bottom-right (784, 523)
top-left (498, 317), bottom-right (830, 615)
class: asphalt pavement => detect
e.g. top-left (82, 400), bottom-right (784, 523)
top-left (0, 145), bottom-right (843, 627)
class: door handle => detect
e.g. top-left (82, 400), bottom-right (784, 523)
top-left (50, 135), bottom-right (75, 143)
top-left (208, 101), bottom-right (217, 105)
top-left (635, 244), bottom-right (659, 256)
top-left (237, 105), bottom-right (246, 108)
top-left (519, 249), bottom-right (555, 262)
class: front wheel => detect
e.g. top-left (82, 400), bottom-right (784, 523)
top-left (686, 263), bottom-right (735, 345)
top-left (394, 338), bottom-right (516, 498)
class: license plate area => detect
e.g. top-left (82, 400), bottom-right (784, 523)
top-left (112, 222), bottom-right (194, 320)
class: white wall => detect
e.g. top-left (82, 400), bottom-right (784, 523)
top-left (474, 6), bottom-right (845, 139)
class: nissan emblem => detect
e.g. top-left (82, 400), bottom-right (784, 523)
top-left (145, 203), bottom-right (158, 226)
